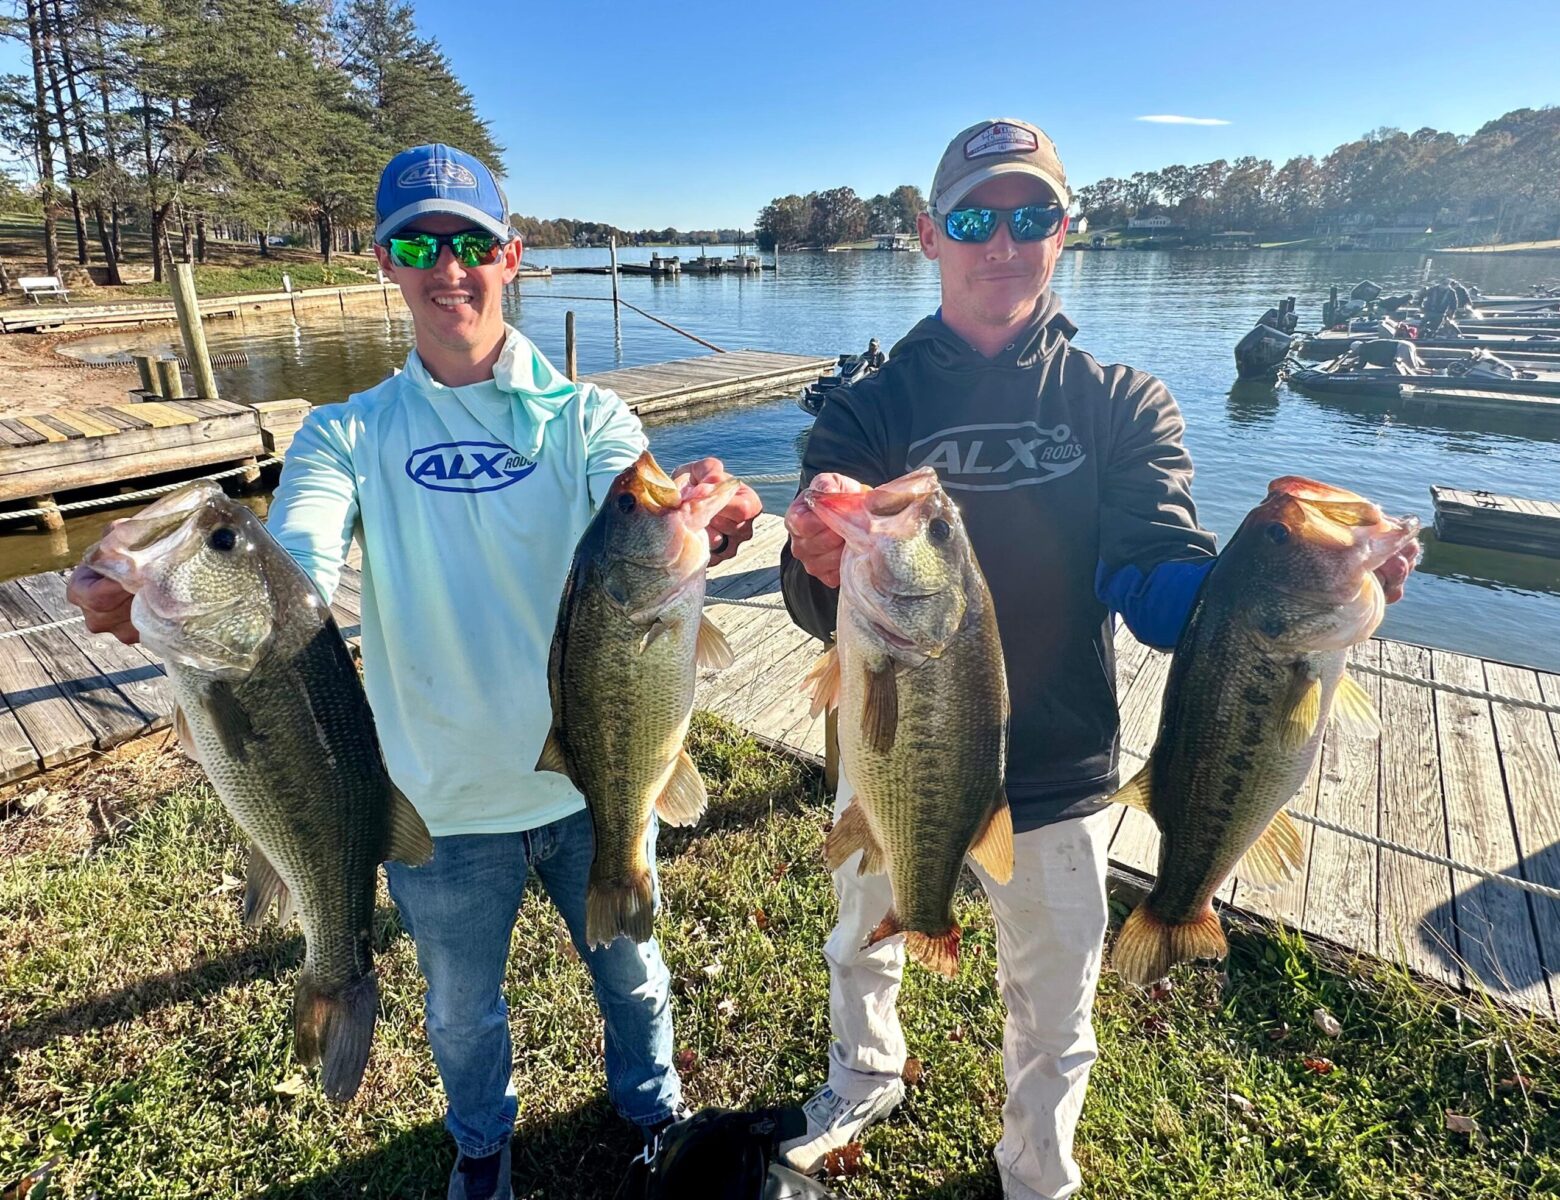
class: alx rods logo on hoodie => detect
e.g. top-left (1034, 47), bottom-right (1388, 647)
top-left (405, 441), bottom-right (538, 493)
top-left (907, 421), bottom-right (1086, 491)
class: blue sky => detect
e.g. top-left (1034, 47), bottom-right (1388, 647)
top-left (2, 0), bottom-right (1555, 230)
top-left (430, 0), bottom-right (1559, 229)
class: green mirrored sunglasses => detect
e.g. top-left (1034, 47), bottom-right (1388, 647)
top-left (942, 203), bottom-right (1067, 244)
top-left (385, 230), bottom-right (505, 269)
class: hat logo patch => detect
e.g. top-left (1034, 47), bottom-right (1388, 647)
top-left (965, 123), bottom-right (1039, 160)
top-left (397, 160), bottom-right (479, 190)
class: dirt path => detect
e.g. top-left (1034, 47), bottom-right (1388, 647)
top-left (0, 331), bottom-right (138, 417)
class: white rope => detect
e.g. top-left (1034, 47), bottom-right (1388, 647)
top-left (706, 595), bottom-right (787, 611)
top-left (1350, 661), bottom-right (1560, 717)
top-left (0, 457), bottom-right (278, 523)
top-left (0, 615), bottom-right (85, 640)
top-left (1285, 807), bottom-right (1560, 901)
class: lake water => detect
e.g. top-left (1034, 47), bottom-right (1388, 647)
top-left (41, 245), bottom-right (1560, 672)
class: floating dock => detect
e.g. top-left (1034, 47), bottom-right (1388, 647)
top-left (3, 514), bottom-right (1554, 1016)
top-left (1432, 486), bottom-right (1560, 558)
top-left (581, 350), bottom-right (834, 416)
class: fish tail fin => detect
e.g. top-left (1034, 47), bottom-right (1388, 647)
top-left (1113, 903), bottom-right (1227, 986)
top-left (869, 909), bottom-right (961, 977)
top-left (294, 970), bottom-right (377, 1103)
top-left (586, 867), bottom-right (656, 949)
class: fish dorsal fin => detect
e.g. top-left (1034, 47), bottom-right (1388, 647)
top-left (1280, 668), bottom-right (1322, 752)
top-left (654, 749), bottom-right (708, 827)
top-left (802, 645), bottom-right (841, 716)
top-left (696, 615), bottom-right (734, 670)
top-left (825, 797), bottom-right (886, 875)
top-left (1235, 810), bottom-right (1304, 887)
top-left (242, 843), bottom-right (293, 928)
top-left (1110, 763), bottom-right (1153, 811)
top-left (535, 729), bottom-right (569, 776)
top-left (385, 784), bottom-right (434, 866)
top-left (1330, 673), bottom-right (1381, 740)
top-left (173, 704), bottom-right (201, 763)
top-left (967, 794), bottom-right (1014, 884)
top-left (862, 661), bottom-right (898, 755)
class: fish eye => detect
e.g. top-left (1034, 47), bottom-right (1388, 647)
top-left (928, 517), bottom-right (952, 543)
top-left (208, 527), bottom-right (238, 552)
top-left (615, 492), bottom-right (637, 514)
top-left (1265, 522), bottom-right (1290, 545)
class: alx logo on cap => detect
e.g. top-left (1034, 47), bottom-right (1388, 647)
top-left (965, 123), bottom-right (1039, 160)
top-left (396, 159), bottom-right (479, 190)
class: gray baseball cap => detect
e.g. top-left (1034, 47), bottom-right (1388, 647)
top-left (930, 119), bottom-right (1070, 215)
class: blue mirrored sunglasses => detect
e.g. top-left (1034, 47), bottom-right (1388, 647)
top-left (942, 203), bottom-right (1067, 244)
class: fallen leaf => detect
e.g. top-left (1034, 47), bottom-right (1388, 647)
top-left (1226, 1091), bottom-right (1255, 1114)
top-left (211, 872), bottom-right (243, 895)
top-left (901, 1057), bottom-right (925, 1088)
top-left (1140, 1013), bottom-right (1171, 1037)
top-left (751, 908), bottom-right (771, 931)
top-left (716, 997), bottom-right (738, 1022)
top-left (701, 960), bottom-right (724, 978)
top-left (946, 1025), bottom-right (964, 1043)
top-left (822, 1142), bottom-right (866, 1178)
top-left (1497, 1074), bottom-right (1531, 1093)
top-left (1267, 1022), bottom-right (1291, 1043)
top-left (969, 943), bottom-right (985, 959)
top-left (1445, 1112), bottom-right (1486, 1144)
top-left (1312, 1008), bottom-right (1342, 1037)
top-left (1148, 979), bottom-right (1174, 1003)
top-left (272, 1074), bottom-right (307, 1096)
top-left (821, 820), bottom-right (834, 834)
top-left (1301, 1056), bottom-right (1334, 1075)
top-left (771, 861), bottom-right (791, 881)
top-left (674, 1048), bottom-right (699, 1074)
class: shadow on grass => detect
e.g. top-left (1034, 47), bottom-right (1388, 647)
top-left (0, 906), bottom-right (409, 1072)
top-left (248, 1095), bottom-right (641, 1200)
top-left (915, 1163), bottom-right (1002, 1199)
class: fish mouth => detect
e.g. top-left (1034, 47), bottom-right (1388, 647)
top-left (83, 481), bottom-right (223, 592)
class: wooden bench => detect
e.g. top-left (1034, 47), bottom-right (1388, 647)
top-left (17, 275), bottom-right (69, 304)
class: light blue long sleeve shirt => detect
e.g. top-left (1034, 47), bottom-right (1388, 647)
top-left (266, 326), bottom-right (646, 836)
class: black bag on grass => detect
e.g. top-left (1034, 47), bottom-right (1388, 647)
top-left (615, 1106), bottom-right (839, 1200)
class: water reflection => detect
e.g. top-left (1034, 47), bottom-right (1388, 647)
top-left (1225, 380), bottom-right (1281, 427)
top-left (1417, 532), bottom-right (1560, 597)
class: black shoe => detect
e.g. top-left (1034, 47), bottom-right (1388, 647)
top-left (447, 1141), bottom-right (512, 1200)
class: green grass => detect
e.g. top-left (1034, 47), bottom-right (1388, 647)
top-left (3, 717), bottom-right (1557, 1198)
top-left (116, 260), bottom-right (379, 298)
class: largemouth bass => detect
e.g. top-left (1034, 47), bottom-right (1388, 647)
top-left (804, 467), bottom-right (1012, 976)
top-left (1111, 476), bottom-right (1420, 985)
top-left (539, 450), bottom-right (737, 948)
top-left (83, 481), bottom-right (432, 1102)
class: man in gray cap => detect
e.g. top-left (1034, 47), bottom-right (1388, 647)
top-left (778, 118), bottom-right (1416, 1198)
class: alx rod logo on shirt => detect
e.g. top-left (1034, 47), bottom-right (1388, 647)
top-left (405, 441), bottom-right (538, 493)
top-left (907, 421), bottom-right (1087, 491)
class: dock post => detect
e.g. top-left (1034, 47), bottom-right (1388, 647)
top-left (132, 353), bottom-right (159, 396)
top-left (155, 357), bottom-right (186, 399)
top-left (773, 243), bottom-right (780, 274)
top-left (30, 495), bottom-right (63, 533)
top-left (170, 262), bottom-right (219, 399)
top-left (609, 236), bottom-right (620, 317)
top-left (565, 310), bottom-right (578, 381)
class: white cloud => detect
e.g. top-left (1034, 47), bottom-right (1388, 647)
top-left (1135, 114), bottom-right (1232, 126)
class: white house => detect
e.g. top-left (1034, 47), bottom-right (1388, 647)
top-left (1127, 215), bottom-right (1174, 230)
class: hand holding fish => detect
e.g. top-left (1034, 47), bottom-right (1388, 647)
top-left (65, 565), bottom-right (139, 645)
top-left (672, 456), bottom-right (761, 564)
top-left (785, 472), bottom-right (873, 587)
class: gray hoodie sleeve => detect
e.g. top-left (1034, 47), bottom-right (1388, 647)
top-left (779, 386), bottom-right (891, 642)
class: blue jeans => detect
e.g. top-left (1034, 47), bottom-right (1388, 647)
top-left (384, 808), bottom-right (681, 1157)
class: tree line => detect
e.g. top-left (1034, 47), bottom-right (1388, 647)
top-left (0, 0), bottom-right (501, 282)
top-left (1076, 107), bottom-right (1560, 241)
top-left (509, 215), bottom-right (750, 249)
top-left (754, 184), bottom-right (926, 250)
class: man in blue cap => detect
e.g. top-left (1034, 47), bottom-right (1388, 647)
top-left (68, 143), bottom-right (761, 1200)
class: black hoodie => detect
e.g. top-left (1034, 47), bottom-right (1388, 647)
top-left (780, 297), bottom-right (1217, 832)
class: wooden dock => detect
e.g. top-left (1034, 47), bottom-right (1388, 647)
top-left (0, 282), bottom-right (405, 334)
top-left (2, 515), bottom-right (1554, 1016)
top-left (581, 350), bottom-right (834, 416)
top-left (1433, 486), bottom-right (1560, 558)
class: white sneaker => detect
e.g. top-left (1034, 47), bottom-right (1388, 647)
top-left (779, 1079), bottom-right (905, 1175)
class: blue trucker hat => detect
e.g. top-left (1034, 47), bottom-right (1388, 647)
top-left (374, 144), bottom-right (513, 244)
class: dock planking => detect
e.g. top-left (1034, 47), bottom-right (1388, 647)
top-left (0, 514), bottom-right (1555, 1015)
top-left (1431, 485), bottom-right (1560, 558)
top-left (582, 350), bottom-right (835, 416)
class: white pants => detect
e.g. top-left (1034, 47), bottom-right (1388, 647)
top-left (824, 775), bottom-right (1112, 1200)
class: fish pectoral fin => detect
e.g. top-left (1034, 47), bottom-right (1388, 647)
top-left (1235, 810), bottom-right (1305, 887)
top-left (825, 798), bottom-right (886, 875)
top-left (862, 661), bottom-right (899, 754)
top-left (967, 794), bottom-right (1014, 884)
top-left (1280, 669), bottom-right (1322, 752)
top-left (696, 615), bottom-right (734, 670)
top-left (654, 749), bottom-right (708, 827)
top-left (385, 784), bottom-right (434, 866)
top-left (637, 618), bottom-right (675, 655)
top-left (801, 645), bottom-right (841, 716)
top-left (1109, 763), bottom-right (1153, 811)
top-left (535, 729), bottom-right (570, 776)
top-left (172, 705), bottom-right (201, 763)
top-left (242, 844), bottom-right (293, 928)
top-left (1330, 673), bottom-right (1382, 740)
